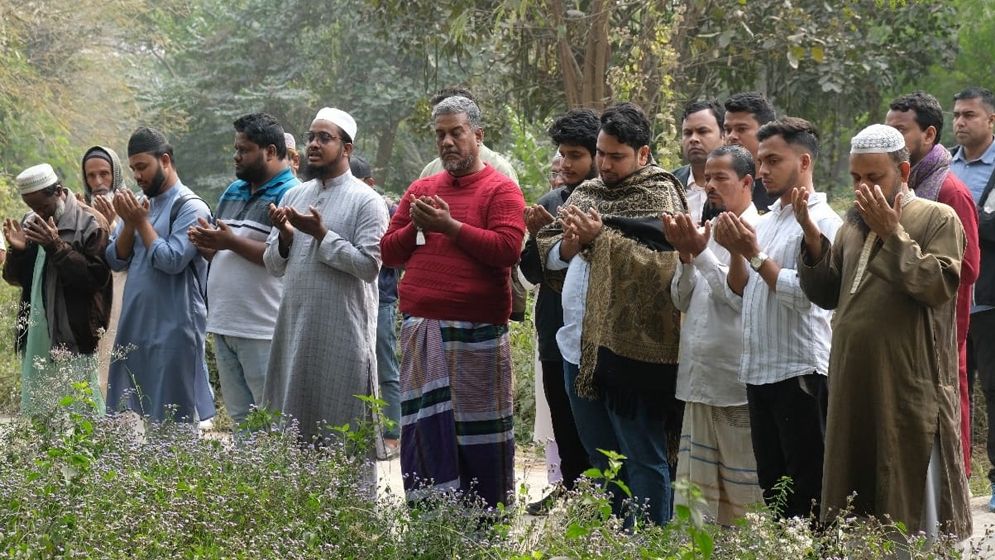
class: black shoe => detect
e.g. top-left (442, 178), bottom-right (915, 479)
top-left (526, 486), bottom-right (565, 516)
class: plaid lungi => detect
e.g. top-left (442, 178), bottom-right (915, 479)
top-left (675, 402), bottom-right (764, 525)
top-left (399, 317), bottom-right (515, 509)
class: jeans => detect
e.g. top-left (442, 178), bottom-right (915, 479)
top-left (377, 301), bottom-right (401, 440)
top-left (213, 334), bottom-right (271, 425)
top-left (564, 361), bottom-right (672, 525)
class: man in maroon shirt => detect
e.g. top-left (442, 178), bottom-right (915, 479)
top-left (886, 91), bottom-right (981, 477)
top-left (380, 95), bottom-right (526, 511)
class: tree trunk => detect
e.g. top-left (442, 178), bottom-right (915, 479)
top-left (548, 0), bottom-right (583, 108)
top-left (374, 113), bottom-right (401, 188)
top-left (581, 0), bottom-right (610, 109)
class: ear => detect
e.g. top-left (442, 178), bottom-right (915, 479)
top-left (160, 152), bottom-right (172, 170)
top-left (742, 174), bottom-right (754, 191)
top-left (799, 152), bottom-right (812, 173)
top-left (899, 160), bottom-right (911, 183)
top-left (342, 142), bottom-right (354, 159)
top-left (924, 125), bottom-right (938, 147)
top-left (638, 145), bottom-right (651, 166)
top-left (474, 127), bottom-right (484, 144)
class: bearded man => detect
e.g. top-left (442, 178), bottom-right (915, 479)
top-left (886, 92), bottom-right (980, 477)
top-left (262, 108), bottom-right (388, 450)
top-left (537, 102), bottom-right (687, 525)
top-left (105, 127), bottom-right (215, 423)
top-left (3, 164), bottom-right (111, 415)
top-left (381, 95), bottom-right (526, 510)
top-left (189, 113), bottom-right (298, 426)
top-left (798, 124), bottom-right (971, 539)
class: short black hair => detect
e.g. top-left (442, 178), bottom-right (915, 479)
top-left (599, 102), bottom-right (652, 152)
top-left (233, 113), bottom-right (287, 159)
top-left (127, 126), bottom-right (174, 162)
top-left (548, 109), bottom-right (600, 156)
top-left (724, 92), bottom-right (776, 125)
top-left (708, 145), bottom-right (755, 178)
top-left (889, 92), bottom-right (944, 141)
top-left (430, 86), bottom-right (477, 107)
top-left (757, 117), bottom-right (820, 159)
top-left (349, 154), bottom-right (372, 179)
top-left (954, 87), bottom-right (995, 113)
top-left (682, 99), bottom-right (725, 130)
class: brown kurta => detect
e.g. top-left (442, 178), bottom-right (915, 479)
top-left (798, 197), bottom-right (971, 538)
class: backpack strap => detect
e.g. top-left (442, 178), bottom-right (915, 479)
top-left (168, 193), bottom-right (209, 236)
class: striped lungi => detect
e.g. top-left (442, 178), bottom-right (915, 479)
top-left (399, 317), bottom-right (515, 509)
top-left (675, 402), bottom-right (764, 525)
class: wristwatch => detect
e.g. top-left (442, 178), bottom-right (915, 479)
top-left (749, 251), bottom-right (769, 272)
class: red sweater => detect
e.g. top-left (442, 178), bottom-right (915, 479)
top-left (381, 164), bottom-right (526, 324)
top-left (935, 173), bottom-right (980, 476)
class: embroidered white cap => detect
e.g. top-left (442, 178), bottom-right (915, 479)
top-left (284, 132), bottom-right (296, 152)
top-left (15, 163), bottom-right (59, 195)
top-left (850, 124), bottom-right (906, 154)
top-left (312, 107), bottom-right (357, 143)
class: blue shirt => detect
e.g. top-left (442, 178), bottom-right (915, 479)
top-left (951, 137), bottom-right (995, 313)
top-left (951, 137), bottom-right (995, 204)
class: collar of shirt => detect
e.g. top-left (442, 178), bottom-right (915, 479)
top-left (952, 136), bottom-right (995, 165)
top-left (687, 170), bottom-right (705, 192)
top-left (230, 167), bottom-right (295, 197)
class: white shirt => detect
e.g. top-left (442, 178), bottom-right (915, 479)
top-left (686, 171), bottom-right (707, 225)
top-left (547, 241), bottom-right (589, 366)
top-left (731, 192), bottom-right (842, 386)
top-left (672, 204), bottom-right (760, 406)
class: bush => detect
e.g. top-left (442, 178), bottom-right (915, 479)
top-left (0, 387), bottom-right (972, 559)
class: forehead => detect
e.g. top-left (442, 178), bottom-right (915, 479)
top-left (757, 134), bottom-right (793, 157)
top-left (884, 109), bottom-right (917, 127)
top-left (724, 111), bottom-right (759, 128)
top-left (596, 131), bottom-right (636, 154)
top-left (954, 97), bottom-right (990, 114)
top-left (683, 109), bottom-right (719, 129)
top-left (309, 120), bottom-right (338, 134)
top-left (84, 158), bottom-right (112, 173)
top-left (704, 154), bottom-right (735, 172)
top-left (849, 152), bottom-right (895, 174)
top-left (434, 111), bottom-right (471, 129)
top-left (128, 152), bottom-right (157, 166)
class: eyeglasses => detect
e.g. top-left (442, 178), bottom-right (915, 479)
top-left (306, 131), bottom-right (345, 145)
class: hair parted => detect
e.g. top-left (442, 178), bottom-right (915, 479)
top-left (682, 99), bottom-right (725, 130)
top-left (757, 116), bottom-right (820, 159)
top-left (708, 145), bottom-right (755, 178)
top-left (724, 92), bottom-right (776, 125)
top-left (889, 92), bottom-right (944, 141)
top-left (548, 109), bottom-right (600, 156)
top-left (954, 86), bottom-right (995, 113)
top-left (233, 113), bottom-right (287, 159)
top-left (431, 95), bottom-right (482, 130)
top-left (599, 102), bottom-right (652, 152)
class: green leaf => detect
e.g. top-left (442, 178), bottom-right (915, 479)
top-left (811, 46), bottom-right (825, 63)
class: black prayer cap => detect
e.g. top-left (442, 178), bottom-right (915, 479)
top-left (128, 126), bottom-right (172, 158)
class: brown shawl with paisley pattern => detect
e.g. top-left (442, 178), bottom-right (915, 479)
top-left (536, 164), bottom-right (687, 403)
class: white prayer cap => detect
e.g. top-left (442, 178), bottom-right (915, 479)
top-left (850, 124), bottom-right (906, 154)
top-left (312, 107), bottom-right (357, 143)
top-left (284, 132), bottom-right (296, 152)
top-left (15, 163), bottom-right (59, 195)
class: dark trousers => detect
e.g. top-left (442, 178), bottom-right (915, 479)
top-left (540, 359), bottom-right (590, 489)
top-left (746, 374), bottom-right (828, 519)
top-left (969, 309), bottom-right (995, 485)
